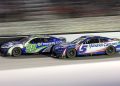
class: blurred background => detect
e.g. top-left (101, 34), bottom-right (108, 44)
top-left (0, 0), bottom-right (119, 34)
top-left (0, 0), bottom-right (119, 21)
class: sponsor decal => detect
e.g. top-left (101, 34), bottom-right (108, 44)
top-left (62, 49), bottom-right (66, 57)
top-left (36, 41), bottom-right (62, 46)
top-left (25, 41), bottom-right (61, 53)
top-left (26, 44), bottom-right (47, 53)
top-left (26, 44), bottom-right (37, 53)
top-left (89, 42), bottom-right (119, 48)
top-left (79, 45), bottom-right (88, 53)
top-left (79, 42), bottom-right (120, 53)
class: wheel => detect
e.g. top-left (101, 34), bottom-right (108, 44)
top-left (12, 47), bottom-right (22, 57)
top-left (106, 45), bottom-right (116, 56)
top-left (50, 45), bottom-right (56, 56)
top-left (66, 48), bottom-right (76, 58)
top-left (50, 45), bottom-right (58, 58)
top-left (50, 45), bottom-right (55, 54)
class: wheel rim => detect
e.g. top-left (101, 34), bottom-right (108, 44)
top-left (106, 46), bottom-right (115, 55)
top-left (12, 48), bottom-right (21, 56)
top-left (69, 50), bottom-right (75, 56)
top-left (67, 49), bottom-right (76, 58)
top-left (108, 47), bottom-right (114, 53)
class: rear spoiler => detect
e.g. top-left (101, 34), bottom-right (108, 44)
top-left (112, 38), bottom-right (120, 41)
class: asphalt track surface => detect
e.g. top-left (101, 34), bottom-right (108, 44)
top-left (0, 53), bottom-right (120, 70)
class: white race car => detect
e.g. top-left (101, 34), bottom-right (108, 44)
top-left (0, 35), bottom-right (66, 57)
top-left (52, 35), bottom-right (120, 58)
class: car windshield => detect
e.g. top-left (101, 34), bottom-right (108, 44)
top-left (19, 37), bottom-right (29, 43)
top-left (71, 37), bottom-right (85, 44)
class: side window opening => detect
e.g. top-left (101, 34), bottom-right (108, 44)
top-left (30, 38), bottom-right (43, 44)
top-left (83, 41), bottom-right (87, 44)
top-left (43, 38), bottom-right (50, 43)
top-left (30, 38), bottom-right (51, 44)
top-left (85, 38), bottom-right (99, 44)
top-left (100, 38), bottom-right (108, 43)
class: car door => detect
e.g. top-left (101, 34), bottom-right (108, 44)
top-left (84, 37), bottom-right (107, 54)
top-left (25, 38), bottom-right (44, 53)
top-left (78, 37), bottom-right (105, 55)
top-left (41, 38), bottom-right (54, 52)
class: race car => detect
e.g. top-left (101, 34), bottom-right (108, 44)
top-left (0, 35), bottom-right (66, 57)
top-left (52, 35), bottom-right (120, 58)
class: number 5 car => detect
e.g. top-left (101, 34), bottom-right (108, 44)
top-left (52, 35), bottom-right (120, 59)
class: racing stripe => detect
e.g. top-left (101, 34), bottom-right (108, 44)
top-left (35, 46), bottom-right (47, 53)
top-left (85, 48), bottom-right (106, 54)
top-left (62, 48), bottom-right (67, 57)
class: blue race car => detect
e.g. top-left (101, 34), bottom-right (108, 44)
top-left (0, 35), bottom-right (66, 57)
top-left (52, 35), bottom-right (120, 58)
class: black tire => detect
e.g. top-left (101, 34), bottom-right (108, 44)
top-left (12, 47), bottom-right (22, 57)
top-left (50, 45), bottom-right (55, 54)
top-left (106, 45), bottom-right (116, 56)
top-left (66, 48), bottom-right (76, 58)
top-left (50, 45), bottom-right (58, 58)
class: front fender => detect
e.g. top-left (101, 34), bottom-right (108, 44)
top-left (8, 44), bottom-right (24, 56)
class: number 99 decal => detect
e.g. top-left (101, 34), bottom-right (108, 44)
top-left (79, 45), bottom-right (87, 53)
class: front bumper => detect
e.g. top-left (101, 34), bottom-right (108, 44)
top-left (0, 48), bottom-right (9, 55)
top-left (54, 48), bottom-right (66, 57)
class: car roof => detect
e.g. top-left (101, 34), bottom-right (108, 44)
top-left (81, 35), bottom-right (109, 39)
top-left (28, 35), bottom-right (52, 39)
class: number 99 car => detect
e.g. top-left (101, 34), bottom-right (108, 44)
top-left (52, 35), bottom-right (120, 59)
top-left (0, 35), bottom-right (66, 57)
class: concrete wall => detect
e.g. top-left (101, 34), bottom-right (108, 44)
top-left (53, 32), bottom-right (120, 42)
top-left (0, 32), bottom-right (119, 45)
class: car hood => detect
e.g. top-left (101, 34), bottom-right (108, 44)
top-left (7, 41), bottom-right (21, 44)
top-left (55, 43), bottom-right (76, 49)
top-left (2, 41), bottom-right (22, 47)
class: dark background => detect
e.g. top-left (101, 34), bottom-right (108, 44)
top-left (0, 0), bottom-right (119, 22)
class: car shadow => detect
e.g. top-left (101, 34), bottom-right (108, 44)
top-left (51, 54), bottom-right (120, 61)
top-left (1, 53), bottom-right (49, 59)
top-left (1, 53), bottom-right (120, 61)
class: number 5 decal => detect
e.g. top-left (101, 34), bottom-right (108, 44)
top-left (79, 45), bottom-right (87, 53)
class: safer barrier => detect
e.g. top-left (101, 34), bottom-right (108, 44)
top-left (0, 16), bottom-right (119, 35)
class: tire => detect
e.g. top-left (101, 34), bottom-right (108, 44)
top-left (50, 45), bottom-right (55, 54)
top-left (12, 47), bottom-right (22, 57)
top-left (106, 45), bottom-right (116, 56)
top-left (50, 45), bottom-right (58, 58)
top-left (66, 48), bottom-right (76, 58)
